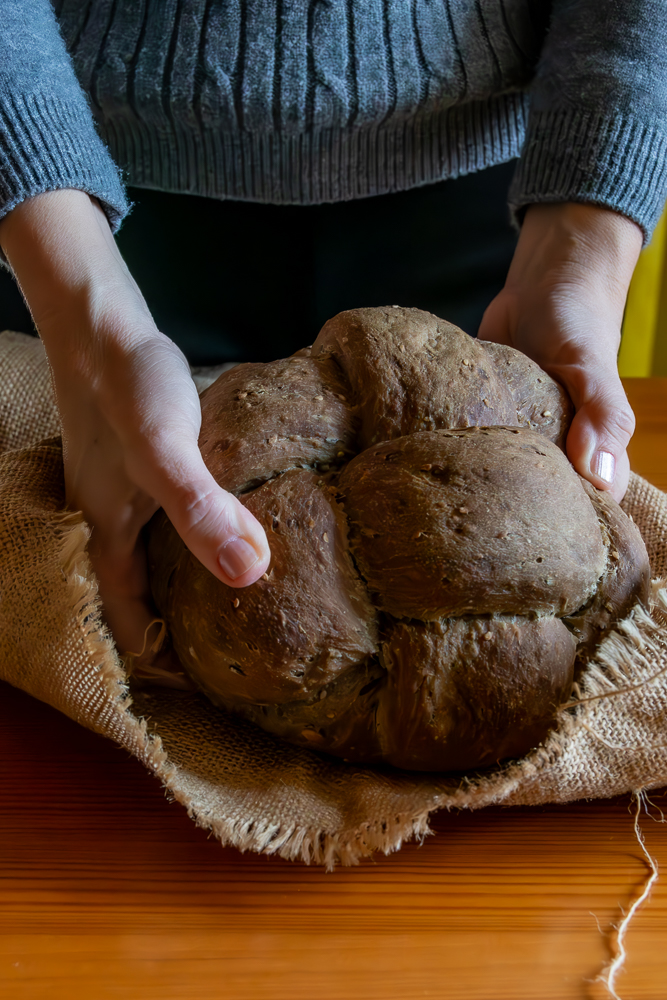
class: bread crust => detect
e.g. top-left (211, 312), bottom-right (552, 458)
top-left (339, 427), bottom-right (606, 620)
top-left (199, 354), bottom-right (357, 494)
top-left (147, 307), bottom-right (650, 773)
top-left (151, 469), bottom-right (377, 707)
top-left (376, 616), bottom-right (577, 771)
top-left (312, 306), bottom-right (573, 448)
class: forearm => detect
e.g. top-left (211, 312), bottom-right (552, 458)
top-left (0, 189), bottom-right (150, 344)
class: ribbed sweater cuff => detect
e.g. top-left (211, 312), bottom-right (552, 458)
top-left (0, 89), bottom-right (129, 232)
top-left (509, 109), bottom-right (667, 243)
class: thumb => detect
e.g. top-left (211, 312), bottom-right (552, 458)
top-left (477, 289), bottom-right (514, 346)
top-left (563, 367), bottom-right (635, 503)
top-left (141, 443), bottom-right (271, 589)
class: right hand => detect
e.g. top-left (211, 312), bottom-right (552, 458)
top-left (0, 189), bottom-right (270, 661)
top-left (478, 202), bottom-right (642, 504)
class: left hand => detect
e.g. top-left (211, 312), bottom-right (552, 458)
top-left (478, 202), bottom-right (643, 503)
top-left (0, 190), bottom-right (271, 665)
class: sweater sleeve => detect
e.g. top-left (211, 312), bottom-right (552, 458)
top-left (509, 0), bottom-right (667, 242)
top-left (0, 0), bottom-right (128, 231)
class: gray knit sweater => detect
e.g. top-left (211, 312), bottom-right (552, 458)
top-left (1, 1), bottom-right (667, 238)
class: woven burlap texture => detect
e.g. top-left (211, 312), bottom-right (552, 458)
top-left (1, 330), bottom-right (666, 868)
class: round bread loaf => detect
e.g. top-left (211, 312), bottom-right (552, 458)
top-left (147, 307), bottom-right (650, 772)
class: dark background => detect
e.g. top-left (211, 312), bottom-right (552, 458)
top-left (0, 160), bottom-right (518, 366)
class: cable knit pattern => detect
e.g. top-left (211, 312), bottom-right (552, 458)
top-left (1, 1), bottom-right (666, 237)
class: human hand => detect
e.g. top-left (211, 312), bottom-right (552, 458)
top-left (0, 190), bottom-right (270, 661)
top-left (478, 202), bottom-right (643, 502)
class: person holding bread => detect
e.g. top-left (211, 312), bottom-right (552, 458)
top-left (0, 1), bottom-right (664, 660)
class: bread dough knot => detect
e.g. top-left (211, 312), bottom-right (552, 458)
top-left (148, 307), bottom-right (650, 771)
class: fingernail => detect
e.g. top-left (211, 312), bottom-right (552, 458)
top-left (218, 537), bottom-right (260, 580)
top-left (591, 450), bottom-right (615, 484)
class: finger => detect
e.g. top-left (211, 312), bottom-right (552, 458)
top-left (65, 438), bottom-right (162, 654)
top-left (99, 543), bottom-right (193, 687)
top-left (561, 369), bottom-right (635, 503)
top-left (110, 339), bottom-right (271, 586)
top-left (89, 520), bottom-right (159, 656)
top-left (129, 647), bottom-right (198, 690)
top-left (477, 291), bottom-right (515, 346)
top-left (136, 435), bottom-right (271, 590)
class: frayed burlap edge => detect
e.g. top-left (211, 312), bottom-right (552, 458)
top-left (43, 497), bottom-right (667, 867)
top-left (441, 584), bottom-right (667, 812)
top-left (2, 330), bottom-right (667, 868)
top-left (24, 508), bottom-right (174, 787)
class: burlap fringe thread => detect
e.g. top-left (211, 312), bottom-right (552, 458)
top-left (2, 329), bottom-right (667, 876)
top-left (8, 449), bottom-right (667, 871)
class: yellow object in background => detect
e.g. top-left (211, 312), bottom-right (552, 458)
top-left (619, 211), bottom-right (667, 376)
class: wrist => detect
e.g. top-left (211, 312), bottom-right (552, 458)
top-left (0, 189), bottom-right (152, 346)
top-left (511, 203), bottom-right (643, 317)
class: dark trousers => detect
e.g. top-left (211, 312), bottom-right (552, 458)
top-left (0, 161), bottom-right (518, 366)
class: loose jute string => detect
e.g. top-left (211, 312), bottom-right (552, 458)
top-left (594, 790), bottom-right (661, 999)
top-left (561, 659), bottom-right (667, 712)
top-left (560, 587), bottom-right (667, 716)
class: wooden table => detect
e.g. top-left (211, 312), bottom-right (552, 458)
top-left (1, 379), bottom-right (666, 1000)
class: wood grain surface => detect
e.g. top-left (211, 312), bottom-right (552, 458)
top-left (1, 378), bottom-right (666, 1000)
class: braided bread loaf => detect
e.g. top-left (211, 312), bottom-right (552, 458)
top-left (147, 307), bottom-right (650, 772)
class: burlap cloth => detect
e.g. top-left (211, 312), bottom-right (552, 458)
top-left (2, 330), bottom-right (667, 868)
